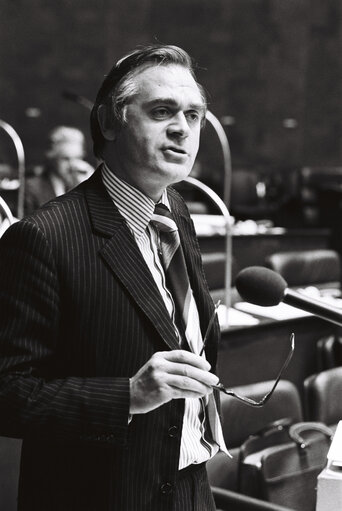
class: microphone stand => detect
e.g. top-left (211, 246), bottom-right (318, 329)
top-left (0, 120), bottom-right (26, 219)
top-left (185, 176), bottom-right (233, 325)
top-left (205, 110), bottom-right (232, 207)
top-left (185, 110), bottom-right (233, 326)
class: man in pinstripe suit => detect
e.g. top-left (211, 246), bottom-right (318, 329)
top-left (0, 45), bottom-right (228, 510)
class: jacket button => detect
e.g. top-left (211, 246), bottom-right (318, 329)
top-left (160, 482), bottom-right (173, 495)
top-left (168, 426), bottom-right (179, 438)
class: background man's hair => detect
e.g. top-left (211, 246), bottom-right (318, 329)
top-left (90, 44), bottom-right (206, 159)
top-left (45, 126), bottom-right (85, 159)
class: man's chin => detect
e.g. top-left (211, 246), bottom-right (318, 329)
top-left (159, 163), bottom-right (193, 186)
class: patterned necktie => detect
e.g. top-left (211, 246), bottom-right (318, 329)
top-left (151, 203), bottom-right (230, 458)
top-left (151, 203), bottom-right (200, 351)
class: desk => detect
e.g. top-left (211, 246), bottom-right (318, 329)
top-left (217, 314), bottom-right (338, 400)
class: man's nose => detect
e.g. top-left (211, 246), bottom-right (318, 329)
top-left (167, 112), bottom-right (190, 138)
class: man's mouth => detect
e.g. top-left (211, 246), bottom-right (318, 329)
top-left (164, 146), bottom-right (187, 155)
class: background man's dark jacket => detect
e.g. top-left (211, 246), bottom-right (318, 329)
top-left (24, 171), bottom-right (57, 215)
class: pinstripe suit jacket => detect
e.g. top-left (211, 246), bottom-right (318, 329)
top-left (0, 167), bottom-right (220, 511)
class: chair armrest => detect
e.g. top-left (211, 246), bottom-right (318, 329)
top-left (211, 486), bottom-right (294, 511)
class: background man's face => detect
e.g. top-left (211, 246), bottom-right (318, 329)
top-left (112, 64), bottom-right (205, 200)
top-left (49, 140), bottom-right (86, 188)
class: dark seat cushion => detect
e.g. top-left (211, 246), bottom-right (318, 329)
top-left (304, 366), bottom-right (342, 426)
top-left (265, 249), bottom-right (340, 287)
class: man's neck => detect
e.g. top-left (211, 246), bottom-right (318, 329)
top-left (103, 161), bottom-right (164, 203)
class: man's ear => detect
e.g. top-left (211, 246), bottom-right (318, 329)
top-left (97, 105), bottom-right (117, 141)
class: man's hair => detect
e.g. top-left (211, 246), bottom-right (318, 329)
top-left (90, 44), bottom-right (206, 159)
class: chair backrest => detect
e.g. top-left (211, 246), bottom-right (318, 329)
top-left (219, 379), bottom-right (303, 448)
top-left (300, 166), bottom-right (342, 194)
top-left (207, 379), bottom-right (303, 492)
top-left (265, 249), bottom-right (341, 287)
top-left (304, 366), bottom-right (342, 427)
top-left (316, 335), bottom-right (342, 371)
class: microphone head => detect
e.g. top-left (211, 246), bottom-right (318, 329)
top-left (235, 266), bottom-right (287, 306)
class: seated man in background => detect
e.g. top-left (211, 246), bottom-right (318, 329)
top-left (24, 125), bottom-right (94, 215)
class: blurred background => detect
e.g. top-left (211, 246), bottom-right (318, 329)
top-left (1, 0), bottom-right (342, 231)
top-left (3, 4), bottom-right (342, 510)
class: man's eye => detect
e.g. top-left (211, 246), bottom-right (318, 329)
top-left (152, 108), bottom-right (170, 119)
top-left (185, 111), bottom-right (200, 123)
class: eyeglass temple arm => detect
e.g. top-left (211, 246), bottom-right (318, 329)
top-left (213, 386), bottom-right (267, 407)
top-left (214, 333), bottom-right (295, 407)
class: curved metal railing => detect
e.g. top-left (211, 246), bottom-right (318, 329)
top-left (0, 119), bottom-right (25, 219)
top-left (185, 176), bottom-right (232, 322)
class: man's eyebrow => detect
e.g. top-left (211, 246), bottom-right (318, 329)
top-left (144, 98), bottom-right (206, 112)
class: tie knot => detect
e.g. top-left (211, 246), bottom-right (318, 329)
top-left (151, 203), bottom-right (178, 232)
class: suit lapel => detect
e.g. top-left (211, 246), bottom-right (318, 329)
top-left (85, 169), bottom-right (180, 351)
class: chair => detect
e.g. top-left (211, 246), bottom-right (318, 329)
top-left (300, 166), bottom-right (342, 227)
top-left (316, 334), bottom-right (342, 371)
top-left (304, 366), bottom-right (342, 430)
top-left (264, 249), bottom-right (341, 288)
top-left (230, 169), bottom-right (278, 221)
top-left (201, 252), bottom-right (226, 290)
top-left (207, 379), bottom-right (303, 492)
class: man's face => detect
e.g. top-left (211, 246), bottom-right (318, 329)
top-left (110, 64), bottom-right (205, 200)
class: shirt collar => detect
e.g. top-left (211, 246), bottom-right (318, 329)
top-left (101, 163), bottom-right (169, 238)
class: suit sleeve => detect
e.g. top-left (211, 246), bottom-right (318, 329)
top-left (0, 220), bottom-right (130, 446)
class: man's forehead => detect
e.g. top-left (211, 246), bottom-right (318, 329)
top-left (133, 64), bottom-right (204, 104)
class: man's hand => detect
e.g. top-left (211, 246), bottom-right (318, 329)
top-left (129, 350), bottom-right (219, 414)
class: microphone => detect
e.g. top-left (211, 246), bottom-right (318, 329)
top-left (235, 266), bottom-right (342, 327)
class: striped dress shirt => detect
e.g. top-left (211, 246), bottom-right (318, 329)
top-left (102, 165), bottom-right (219, 469)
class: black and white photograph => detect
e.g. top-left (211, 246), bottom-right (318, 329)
top-left (1, 2), bottom-right (342, 510)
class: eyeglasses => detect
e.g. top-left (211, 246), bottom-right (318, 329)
top-left (199, 300), bottom-right (221, 357)
top-left (213, 333), bottom-right (295, 407)
top-left (199, 303), bottom-right (295, 407)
